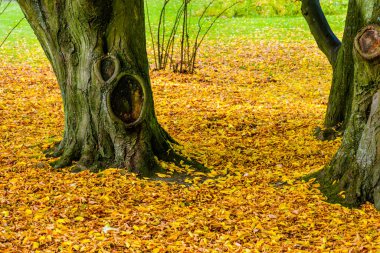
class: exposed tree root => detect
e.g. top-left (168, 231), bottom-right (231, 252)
top-left (44, 127), bottom-right (208, 178)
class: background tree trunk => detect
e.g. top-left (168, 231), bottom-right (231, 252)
top-left (314, 1), bottom-right (380, 209)
top-left (323, 0), bottom-right (366, 130)
top-left (17, 0), bottom-right (178, 176)
top-left (302, 0), bottom-right (365, 132)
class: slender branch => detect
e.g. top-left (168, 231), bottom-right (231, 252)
top-left (161, 3), bottom-right (166, 67)
top-left (157, 0), bottom-right (170, 69)
top-left (0, 0), bottom-right (11, 15)
top-left (197, 0), bottom-right (215, 29)
top-left (191, 1), bottom-right (239, 67)
top-left (0, 17), bottom-right (25, 48)
top-left (188, 0), bottom-right (215, 73)
top-left (179, 0), bottom-right (187, 73)
top-left (145, 0), bottom-right (158, 69)
top-left (185, 0), bottom-right (190, 70)
top-left (163, 2), bottom-right (184, 67)
top-left (301, 0), bottom-right (341, 65)
top-left (198, 1), bottom-right (239, 49)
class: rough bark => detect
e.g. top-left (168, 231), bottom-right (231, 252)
top-left (323, 0), bottom-right (365, 130)
top-left (302, 0), bottom-right (363, 132)
top-left (17, 0), bottom-right (184, 176)
top-left (315, 2), bottom-right (380, 209)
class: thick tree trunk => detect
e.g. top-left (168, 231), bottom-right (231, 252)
top-left (315, 2), bottom-right (380, 209)
top-left (302, 0), bottom-right (364, 132)
top-left (17, 0), bottom-right (179, 176)
top-left (323, 0), bottom-right (365, 130)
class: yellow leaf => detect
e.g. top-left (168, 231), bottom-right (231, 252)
top-left (38, 236), bottom-right (46, 243)
top-left (56, 219), bottom-right (66, 224)
top-left (156, 173), bottom-right (171, 178)
top-left (101, 195), bottom-right (110, 202)
top-left (32, 242), bottom-right (39, 249)
top-left (75, 216), bottom-right (84, 221)
top-left (95, 236), bottom-right (105, 241)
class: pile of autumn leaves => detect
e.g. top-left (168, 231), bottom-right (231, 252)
top-left (2, 40), bottom-right (380, 252)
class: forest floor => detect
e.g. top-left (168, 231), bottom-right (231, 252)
top-left (2, 6), bottom-right (380, 253)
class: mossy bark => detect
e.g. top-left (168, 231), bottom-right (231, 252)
top-left (302, 0), bottom-right (366, 131)
top-left (315, 2), bottom-right (380, 209)
top-left (323, 0), bottom-right (366, 130)
top-left (17, 0), bottom-right (179, 176)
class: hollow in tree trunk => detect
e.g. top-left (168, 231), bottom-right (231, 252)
top-left (18, 0), bottom-right (185, 176)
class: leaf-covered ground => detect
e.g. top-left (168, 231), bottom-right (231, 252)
top-left (1, 40), bottom-right (380, 252)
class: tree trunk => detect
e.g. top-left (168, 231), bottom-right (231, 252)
top-left (314, 2), bottom-right (380, 209)
top-left (302, 0), bottom-right (365, 133)
top-left (323, 0), bottom-right (366, 130)
top-left (17, 0), bottom-right (179, 176)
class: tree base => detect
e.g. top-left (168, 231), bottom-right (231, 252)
top-left (306, 169), bottom-right (361, 209)
top-left (44, 135), bottom-right (208, 178)
top-left (307, 147), bottom-right (378, 209)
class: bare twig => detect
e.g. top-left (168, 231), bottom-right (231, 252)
top-left (189, 1), bottom-right (240, 73)
top-left (0, 0), bottom-right (12, 15)
top-left (0, 17), bottom-right (25, 48)
top-left (149, 0), bottom-right (240, 73)
top-left (157, 0), bottom-right (170, 69)
top-left (163, 2), bottom-right (184, 68)
top-left (185, 0), bottom-right (190, 71)
top-left (179, 0), bottom-right (187, 73)
top-left (145, 0), bottom-right (158, 69)
top-left (194, 0), bottom-right (215, 44)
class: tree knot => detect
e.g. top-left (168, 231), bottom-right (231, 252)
top-left (355, 24), bottom-right (380, 61)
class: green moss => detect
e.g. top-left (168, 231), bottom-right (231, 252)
top-left (304, 164), bottom-right (362, 209)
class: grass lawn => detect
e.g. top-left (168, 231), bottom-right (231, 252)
top-left (0, 2), bottom-right (36, 44)
top-left (0, 2), bottom-right (346, 51)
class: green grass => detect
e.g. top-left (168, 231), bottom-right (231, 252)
top-left (191, 15), bottom-right (346, 41)
top-left (0, 1), bottom-right (346, 60)
top-left (0, 2), bottom-right (37, 45)
top-left (146, 0), bottom-right (348, 18)
top-left (144, 0), bottom-right (346, 41)
top-left (0, 2), bottom-right (41, 64)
